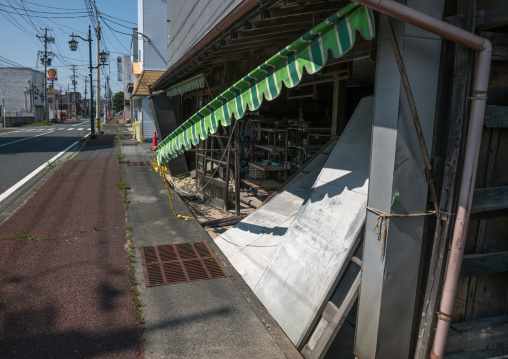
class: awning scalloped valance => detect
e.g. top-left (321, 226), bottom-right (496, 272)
top-left (156, 3), bottom-right (375, 165)
top-left (166, 73), bottom-right (205, 97)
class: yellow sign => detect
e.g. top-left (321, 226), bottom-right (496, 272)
top-left (47, 68), bottom-right (58, 81)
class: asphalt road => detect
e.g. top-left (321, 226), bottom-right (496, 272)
top-left (0, 119), bottom-right (92, 196)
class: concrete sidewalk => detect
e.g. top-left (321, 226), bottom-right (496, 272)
top-left (0, 120), bottom-right (301, 358)
top-left (122, 126), bottom-right (301, 358)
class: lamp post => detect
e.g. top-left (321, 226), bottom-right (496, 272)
top-left (69, 26), bottom-right (108, 135)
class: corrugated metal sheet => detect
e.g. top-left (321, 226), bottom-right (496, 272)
top-left (167, 0), bottom-right (243, 68)
top-left (140, 0), bottom-right (167, 71)
top-left (141, 97), bottom-right (156, 140)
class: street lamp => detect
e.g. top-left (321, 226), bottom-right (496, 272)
top-left (99, 51), bottom-right (108, 64)
top-left (69, 28), bottom-right (108, 135)
top-left (68, 38), bottom-right (78, 51)
top-left (69, 27), bottom-right (95, 135)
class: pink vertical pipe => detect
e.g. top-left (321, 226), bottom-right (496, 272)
top-left (352, 0), bottom-right (492, 357)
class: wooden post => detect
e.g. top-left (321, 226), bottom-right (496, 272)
top-left (413, 0), bottom-right (476, 357)
top-left (331, 79), bottom-right (340, 135)
top-left (203, 138), bottom-right (208, 183)
top-left (235, 119), bottom-right (241, 216)
top-left (224, 126), bottom-right (231, 211)
top-left (330, 63), bottom-right (349, 136)
top-left (210, 132), bottom-right (215, 177)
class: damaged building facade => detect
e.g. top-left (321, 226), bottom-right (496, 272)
top-left (145, 0), bottom-right (508, 358)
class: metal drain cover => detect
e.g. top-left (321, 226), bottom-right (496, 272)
top-left (141, 242), bottom-right (228, 287)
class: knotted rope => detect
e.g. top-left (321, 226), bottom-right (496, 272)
top-left (366, 207), bottom-right (438, 259)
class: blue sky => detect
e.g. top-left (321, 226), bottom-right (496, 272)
top-left (0, 0), bottom-right (137, 95)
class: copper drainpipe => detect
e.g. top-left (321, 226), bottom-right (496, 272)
top-left (352, 0), bottom-right (492, 357)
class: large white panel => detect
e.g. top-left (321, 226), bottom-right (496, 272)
top-left (253, 97), bottom-right (374, 345)
top-left (214, 165), bottom-right (322, 289)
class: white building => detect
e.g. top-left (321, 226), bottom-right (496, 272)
top-left (131, 0), bottom-right (167, 140)
top-left (0, 68), bottom-right (44, 126)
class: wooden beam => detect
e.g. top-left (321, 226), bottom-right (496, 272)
top-left (303, 273), bottom-right (361, 359)
top-left (226, 29), bottom-right (304, 46)
top-left (476, 2), bottom-right (508, 30)
top-left (203, 53), bottom-right (250, 65)
top-left (234, 119), bottom-right (241, 216)
top-left (445, 315), bottom-right (508, 354)
top-left (484, 105), bottom-right (508, 128)
top-left (237, 21), bottom-right (312, 38)
top-left (331, 79), bottom-right (340, 135)
top-left (219, 41), bottom-right (281, 53)
top-left (267, 3), bottom-right (342, 18)
top-left (251, 14), bottom-right (313, 29)
top-left (471, 186), bottom-right (508, 213)
top-left (325, 41), bottom-right (371, 65)
top-left (492, 45), bottom-right (508, 61)
top-left (460, 251), bottom-right (508, 278)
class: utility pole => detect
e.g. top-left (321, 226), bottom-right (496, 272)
top-left (96, 20), bottom-right (101, 131)
top-left (106, 76), bottom-right (110, 120)
top-left (71, 65), bottom-right (77, 119)
top-left (84, 77), bottom-right (88, 118)
top-left (59, 86), bottom-right (62, 120)
top-left (37, 28), bottom-right (54, 122)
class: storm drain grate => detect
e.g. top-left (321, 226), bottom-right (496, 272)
top-left (141, 242), bottom-right (228, 287)
top-left (125, 162), bottom-right (151, 167)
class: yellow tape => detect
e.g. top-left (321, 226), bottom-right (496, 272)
top-left (154, 159), bottom-right (195, 221)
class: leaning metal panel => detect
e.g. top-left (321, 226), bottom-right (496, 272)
top-left (253, 97), bottom-right (374, 345)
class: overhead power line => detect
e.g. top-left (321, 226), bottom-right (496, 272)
top-left (0, 8), bottom-right (90, 18)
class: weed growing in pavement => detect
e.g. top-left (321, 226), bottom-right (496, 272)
top-left (78, 228), bottom-right (85, 233)
top-left (46, 161), bottom-right (55, 168)
top-left (117, 153), bottom-right (125, 163)
top-left (24, 120), bottom-right (50, 127)
top-left (17, 233), bottom-right (35, 240)
top-left (120, 156), bottom-right (145, 328)
top-left (117, 180), bottom-right (130, 190)
top-left (93, 226), bottom-right (100, 231)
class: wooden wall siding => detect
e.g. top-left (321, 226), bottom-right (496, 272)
top-left (453, 126), bottom-right (508, 322)
top-left (167, 0), bottom-right (243, 69)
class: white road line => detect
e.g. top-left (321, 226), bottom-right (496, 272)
top-left (0, 130), bottom-right (56, 148)
top-left (77, 128), bottom-right (84, 130)
top-left (67, 128), bottom-right (74, 130)
top-left (0, 130), bottom-right (21, 136)
top-left (57, 128), bottom-right (65, 130)
top-left (0, 133), bottom-right (89, 204)
top-left (87, 128), bottom-right (91, 130)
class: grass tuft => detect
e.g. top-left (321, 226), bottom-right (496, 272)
top-left (117, 153), bottom-right (125, 164)
top-left (117, 180), bottom-right (130, 190)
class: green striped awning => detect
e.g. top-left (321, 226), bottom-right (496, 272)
top-left (166, 73), bottom-right (205, 97)
top-left (156, 3), bottom-right (375, 165)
